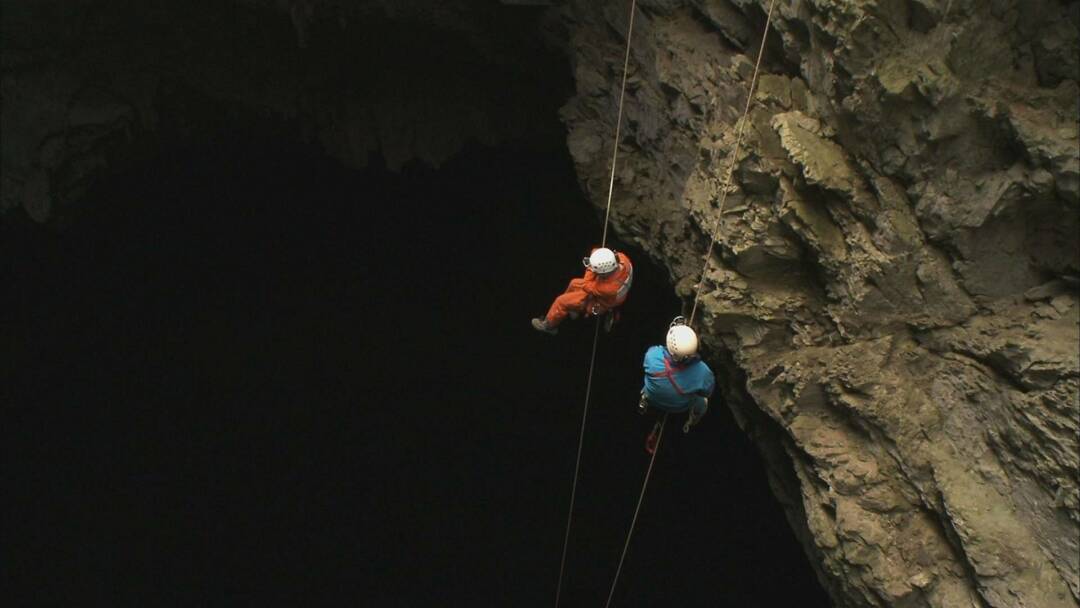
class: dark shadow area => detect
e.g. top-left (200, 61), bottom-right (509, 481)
top-left (4, 4), bottom-right (829, 603)
top-left (6, 128), bottom-right (830, 606)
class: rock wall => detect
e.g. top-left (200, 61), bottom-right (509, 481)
top-left (558, 0), bottom-right (1079, 606)
top-left (5, 0), bottom-right (1078, 604)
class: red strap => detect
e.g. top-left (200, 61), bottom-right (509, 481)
top-left (648, 355), bottom-right (687, 396)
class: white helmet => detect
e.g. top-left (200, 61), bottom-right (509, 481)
top-left (588, 248), bottom-right (618, 275)
top-left (666, 319), bottom-right (698, 359)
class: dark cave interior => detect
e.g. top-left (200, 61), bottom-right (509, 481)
top-left (5, 3), bottom-right (832, 606)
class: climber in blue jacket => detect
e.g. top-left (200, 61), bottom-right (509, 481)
top-left (639, 316), bottom-right (715, 448)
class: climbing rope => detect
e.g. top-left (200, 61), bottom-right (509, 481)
top-left (688, 0), bottom-right (779, 326)
top-left (600, 0), bottom-right (638, 248)
top-left (555, 1), bottom-right (637, 606)
top-left (687, 0), bottom-right (954, 327)
top-left (554, 320), bottom-right (601, 606)
top-left (599, 3), bottom-right (780, 604)
top-left (604, 413), bottom-right (668, 608)
top-left (597, 1), bottom-right (954, 604)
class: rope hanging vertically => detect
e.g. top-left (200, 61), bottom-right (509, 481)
top-left (555, 1), bottom-right (637, 606)
top-left (600, 4), bottom-right (780, 604)
top-left (554, 320), bottom-right (601, 607)
top-left (604, 413), bottom-right (668, 608)
top-left (600, 0), bottom-right (638, 248)
top-left (688, 0), bottom-right (952, 327)
top-left (688, 0), bottom-right (779, 326)
top-left (569, 0), bottom-right (954, 603)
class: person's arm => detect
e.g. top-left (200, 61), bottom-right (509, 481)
top-left (695, 366), bottom-right (715, 398)
top-left (691, 396), bottom-right (709, 418)
top-left (579, 275), bottom-right (619, 299)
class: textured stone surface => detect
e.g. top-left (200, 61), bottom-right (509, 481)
top-left (4, 1), bottom-right (1079, 605)
top-left (558, 0), bottom-right (1078, 606)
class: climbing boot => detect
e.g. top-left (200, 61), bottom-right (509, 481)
top-left (637, 392), bottom-right (649, 415)
top-left (531, 318), bottom-right (558, 335)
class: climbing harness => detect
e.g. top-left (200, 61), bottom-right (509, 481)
top-left (555, 3), bottom-right (638, 605)
top-left (613, 263), bottom-right (633, 306)
top-left (647, 355), bottom-right (689, 396)
top-left (585, 251), bottom-right (634, 315)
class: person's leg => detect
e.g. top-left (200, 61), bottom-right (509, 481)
top-left (544, 287), bottom-right (589, 328)
top-left (683, 397), bottom-right (708, 433)
top-left (533, 280), bottom-right (589, 334)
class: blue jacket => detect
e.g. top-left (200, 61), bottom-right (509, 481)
top-left (642, 345), bottom-right (714, 415)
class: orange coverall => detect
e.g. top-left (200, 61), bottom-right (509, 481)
top-left (544, 251), bottom-right (633, 327)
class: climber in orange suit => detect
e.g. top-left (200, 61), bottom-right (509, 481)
top-left (532, 247), bottom-right (633, 335)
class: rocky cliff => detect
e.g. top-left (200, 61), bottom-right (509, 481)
top-left (5, 0), bottom-right (1078, 605)
top-left (558, 0), bottom-right (1079, 606)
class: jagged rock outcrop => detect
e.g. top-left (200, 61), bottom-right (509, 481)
top-left (5, 0), bottom-right (1078, 604)
top-left (558, 0), bottom-right (1079, 606)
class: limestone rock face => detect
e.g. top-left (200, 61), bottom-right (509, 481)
top-left (5, 1), bottom-right (1078, 604)
top-left (558, 0), bottom-right (1079, 606)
